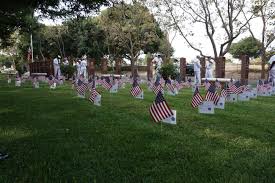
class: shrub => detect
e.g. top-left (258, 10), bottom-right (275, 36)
top-left (61, 65), bottom-right (76, 78)
top-left (159, 63), bottom-right (179, 80)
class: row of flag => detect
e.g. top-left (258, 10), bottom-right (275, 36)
top-left (192, 79), bottom-right (274, 108)
top-left (6, 74), bottom-right (275, 124)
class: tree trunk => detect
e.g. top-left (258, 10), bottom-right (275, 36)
top-left (261, 51), bottom-right (266, 79)
top-left (215, 56), bottom-right (225, 78)
top-left (131, 59), bottom-right (137, 78)
top-left (261, 7), bottom-right (266, 79)
top-left (131, 57), bottom-right (138, 78)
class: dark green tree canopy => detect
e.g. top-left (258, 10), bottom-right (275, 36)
top-left (229, 37), bottom-right (261, 58)
top-left (0, 0), bottom-right (109, 47)
top-left (99, 2), bottom-right (164, 60)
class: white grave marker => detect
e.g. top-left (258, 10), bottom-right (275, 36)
top-left (250, 89), bottom-right (257, 98)
top-left (199, 101), bottom-right (215, 114)
top-left (215, 97), bottom-right (225, 109)
top-left (50, 83), bottom-right (57, 89)
top-left (135, 91), bottom-right (144, 100)
top-left (34, 82), bottom-right (39, 88)
top-left (94, 94), bottom-right (101, 106)
top-left (227, 94), bottom-right (238, 102)
top-left (238, 93), bottom-right (250, 101)
top-left (110, 83), bottom-right (118, 93)
top-left (166, 90), bottom-right (176, 96)
top-left (162, 110), bottom-right (176, 125)
top-left (77, 94), bottom-right (85, 98)
top-left (272, 87), bottom-right (275, 95)
top-left (15, 80), bottom-right (21, 87)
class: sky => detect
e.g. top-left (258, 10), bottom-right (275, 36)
top-left (169, 17), bottom-right (272, 62)
top-left (40, 11), bottom-right (273, 63)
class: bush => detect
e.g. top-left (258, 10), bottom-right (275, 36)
top-left (229, 37), bottom-right (261, 58)
top-left (3, 60), bottom-right (13, 68)
top-left (61, 65), bottom-right (76, 78)
top-left (159, 63), bottom-right (179, 80)
top-left (15, 62), bottom-right (24, 75)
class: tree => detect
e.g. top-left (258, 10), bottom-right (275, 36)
top-left (150, 0), bottom-right (254, 60)
top-left (61, 18), bottom-right (106, 60)
top-left (0, 0), bottom-right (109, 47)
top-left (229, 37), bottom-right (261, 58)
top-left (99, 2), bottom-right (164, 76)
top-left (245, 0), bottom-right (275, 78)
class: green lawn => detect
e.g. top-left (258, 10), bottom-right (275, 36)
top-left (0, 79), bottom-right (275, 182)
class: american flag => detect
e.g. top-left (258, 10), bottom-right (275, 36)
top-left (71, 76), bottom-right (77, 88)
top-left (228, 78), bottom-right (234, 87)
top-left (186, 78), bottom-right (192, 87)
top-left (149, 91), bottom-right (174, 123)
top-left (96, 78), bottom-right (102, 86)
top-left (166, 79), bottom-right (175, 93)
top-left (76, 79), bottom-right (87, 96)
top-left (130, 79), bottom-right (143, 97)
top-left (191, 87), bottom-right (203, 108)
top-left (48, 76), bottom-right (55, 86)
top-left (215, 79), bottom-right (221, 89)
top-left (205, 84), bottom-right (220, 105)
top-left (220, 83), bottom-right (228, 97)
top-left (204, 79), bottom-right (211, 90)
top-left (27, 47), bottom-right (32, 62)
top-left (147, 79), bottom-right (153, 89)
top-left (118, 79), bottom-right (123, 88)
top-left (152, 77), bottom-right (164, 95)
top-left (220, 88), bottom-right (227, 98)
top-left (174, 80), bottom-right (184, 91)
top-left (32, 77), bottom-right (38, 87)
top-left (54, 73), bottom-right (60, 84)
top-left (89, 88), bottom-right (100, 103)
top-left (263, 80), bottom-right (272, 91)
top-left (101, 77), bottom-right (112, 90)
top-left (257, 80), bottom-right (263, 92)
top-left (242, 85), bottom-right (250, 92)
top-left (229, 81), bottom-right (243, 94)
top-left (87, 78), bottom-right (95, 91)
top-left (225, 82), bottom-right (233, 94)
top-left (15, 74), bottom-right (21, 81)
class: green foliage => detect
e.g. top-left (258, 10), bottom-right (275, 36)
top-left (229, 37), bottom-right (261, 58)
top-left (0, 0), bottom-right (109, 46)
top-left (16, 17), bottom-right (107, 61)
top-left (64, 18), bottom-right (107, 59)
top-left (0, 55), bottom-right (11, 64)
top-left (2, 61), bottom-right (12, 68)
top-left (159, 63), bottom-right (179, 80)
top-left (60, 65), bottom-right (76, 78)
top-left (14, 61), bottom-right (25, 75)
top-left (99, 2), bottom-right (165, 62)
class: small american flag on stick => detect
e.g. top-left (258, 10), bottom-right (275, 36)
top-left (205, 84), bottom-right (220, 105)
top-left (204, 79), bottom-right (211, 90)
top-left (101, 77), bottom-right (112, 90)
top-left (149, 91), bottom-right (173, 123)
top-left (76, 79), bottom-right (87, 96)
top-left (152, 77), bottom-right (163, 95)
top-left (130, 79), bottom-right (143, 97)
top-left (166, 79), bottom-right (175, 93)
top-left (229, 81), bottom-right (243, 94)
top-left (48, 76), bottom-right (54, 86)
top-left (191, 87), bottom-right (203, 108)
top-left (215, 79), bottom-right (221, 89)
top-left (89, 88), bottom-right (100, 103)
